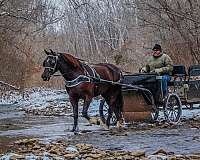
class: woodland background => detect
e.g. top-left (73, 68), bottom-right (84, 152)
top-left (1, 0), bottom-right (200, 89)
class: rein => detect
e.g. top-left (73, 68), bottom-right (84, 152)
top-left (48, 54), bottom-right (121, 88)
top-left (48, 54), bottom-right (101, 88)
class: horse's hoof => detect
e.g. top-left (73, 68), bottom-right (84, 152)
top-left (117, 121), bottom-right (124, 129)
top-left (71, 127), bottom-right (79, 133)
top-left (99, 120), bottom-right (109, 131)
top-left (74, 131), bottom-right (80, 135)
top-left (89, 117), bottom-right (98, 125)
top-left (70, 128), bottom-right (75, 132)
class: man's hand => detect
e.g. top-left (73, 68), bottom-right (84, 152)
top-left (151, 68), bottom-right (163, 75)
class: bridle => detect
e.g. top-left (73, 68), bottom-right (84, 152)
top-left (44, 55), bottom-right (59, 74)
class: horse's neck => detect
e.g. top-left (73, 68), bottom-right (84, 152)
top-left (59, 63), bottom-right (84, 81)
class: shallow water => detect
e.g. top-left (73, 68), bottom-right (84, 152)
top-left (69, 126), bottom-right (200, 154)
top-left (1, 88), bottom-right (200, 155)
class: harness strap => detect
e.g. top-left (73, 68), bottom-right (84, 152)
top-left (64, 75), bottom-right (91, 88)
top-left (64, 62), bottom-right (120, 88)
top-left (44, 55), bottom-right (58, 72)
top-left (82, 63), bottom-right (101, 80)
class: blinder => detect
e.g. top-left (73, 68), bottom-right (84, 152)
top-left (44, 55), bottom-right (58, 74)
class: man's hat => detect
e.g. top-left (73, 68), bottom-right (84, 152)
top-left (152, 44), bottom-right (162, 51)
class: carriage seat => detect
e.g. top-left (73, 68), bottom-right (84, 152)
top-left (188, 64), bottom-right (200, 77)
top-left (121, 73), bottom-right (157, 85)
top-left (121, 73), bottom-right (161, 103)
top-left (172, 65), bottom-right (187, 77)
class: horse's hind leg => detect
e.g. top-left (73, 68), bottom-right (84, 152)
top-left (98, 97), bottom-right (110, 130)
top-left (113, 90), bottom-right (124, 129)
top-left (82, 95), bottom-right (93, 123)
top-left (113, 106), bottom-right (123, 129)
top-left (103, 96), bottom-right (114, 128)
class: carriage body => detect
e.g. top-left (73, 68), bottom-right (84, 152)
top-left (118, 64), bottom-right (200, 124)
top-left (121, 73), bottom-right (163, 122)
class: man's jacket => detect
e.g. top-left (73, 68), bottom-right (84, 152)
top-left (143, 53), bottom-right (173, 75)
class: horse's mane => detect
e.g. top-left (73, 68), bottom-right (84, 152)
top-left (60, 53), bottom-right (82, 69)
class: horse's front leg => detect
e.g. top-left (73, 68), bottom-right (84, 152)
top-left (69, 96), bottom-right (79, 133)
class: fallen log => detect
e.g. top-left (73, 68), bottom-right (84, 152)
top-left (0, 80), bottom-right (20, 90)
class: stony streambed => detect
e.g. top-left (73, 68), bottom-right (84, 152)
top-left (1, 138), bottom-right (200, 160)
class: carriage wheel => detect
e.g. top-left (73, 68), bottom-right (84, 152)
top-left (164, 93), bottom-right (182, 124)
top-left (99, 99), bottom-right (117, 126)
top-left (151, 106), bottom-right (159, 122)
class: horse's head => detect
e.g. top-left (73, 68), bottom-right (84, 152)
top-left (41, 49), bottom-right (59, 81)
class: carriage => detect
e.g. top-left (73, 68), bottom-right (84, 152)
top-left (100, 64), bottom-right (200, 124)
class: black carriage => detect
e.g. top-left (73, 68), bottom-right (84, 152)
top-left (100, 64), bottom-right (200, 124)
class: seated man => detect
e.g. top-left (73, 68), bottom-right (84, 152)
top-left (140, 44), bottom-right (173, 97)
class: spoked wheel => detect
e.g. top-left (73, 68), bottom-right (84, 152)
top-left (151, 106), bottom-right (159, 122)
top-left (99, 99), bottom-right (117, 126)
top-left (164, 93), bottom-right (182, 124)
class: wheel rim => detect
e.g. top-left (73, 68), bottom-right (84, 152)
top-left (164, 94), bottom-right (182, 123)
top-left (151, 107), bottom-right (159, 121)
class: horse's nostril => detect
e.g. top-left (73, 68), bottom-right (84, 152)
top-left (41, 74), bottom-right (47, 81)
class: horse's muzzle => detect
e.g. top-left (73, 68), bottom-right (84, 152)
top-left (41, 73), bottom-right (50, 81)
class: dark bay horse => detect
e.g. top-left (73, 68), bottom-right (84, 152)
top-left (41, 49), bottom-right (123, 132)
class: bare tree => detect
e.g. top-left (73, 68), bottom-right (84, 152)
top-left (135, 0), bottom-right (200, 64)
top-left (0, 0), bottom-right (65, 87)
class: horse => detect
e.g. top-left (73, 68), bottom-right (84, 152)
top-left (41, 49), bottom-right (123, 133)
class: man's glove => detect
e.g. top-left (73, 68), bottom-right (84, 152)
top-left (140, 67), bottom-right (147, 73)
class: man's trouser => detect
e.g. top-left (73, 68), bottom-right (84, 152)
top-left (161, 74), bottom-right (171, 98)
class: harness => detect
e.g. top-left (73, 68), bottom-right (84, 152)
top-left (64, 75), bottom-right (92, 87)
top-left (46, 54), bottom-right (121, 88)
top-left (44, 55), bottom-right (58, 73)
top-left (82, 63), bottom-right (101, 80)
top-left (64, 63), bottom-right (101, 88)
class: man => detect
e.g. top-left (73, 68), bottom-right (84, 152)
top-left (141, 44), bottom-right (173, 97)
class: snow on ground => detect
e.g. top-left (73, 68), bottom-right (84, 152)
top-left (0, 87), bottom-right (200, 118)
top-left (0, 87), bottom-right (101, 116)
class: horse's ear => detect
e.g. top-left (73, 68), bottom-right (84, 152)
top-left (62, 54), bottom-right (80, 68)
top-left (50, 49), bottom-right (56, 56)
top-left (44, 49), bottom-right (50, 55)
